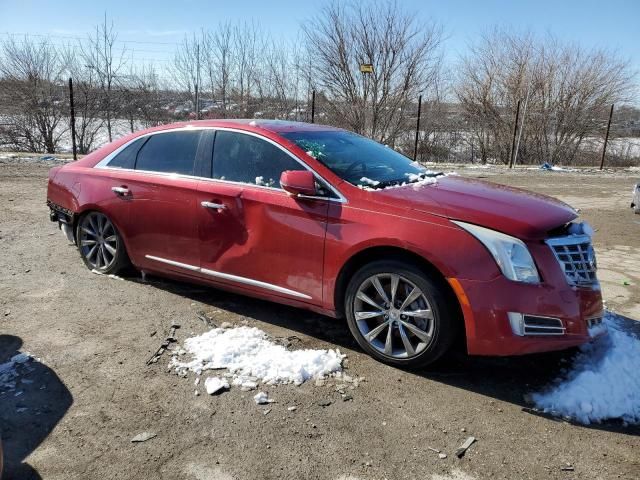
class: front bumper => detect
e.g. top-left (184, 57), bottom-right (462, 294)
top-left (452, 274), bottom-right (603, 356)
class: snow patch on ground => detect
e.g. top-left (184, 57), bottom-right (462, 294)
top-left (531, 311), bottom-right (640, 425)
top-left (171, 326), bottom-right (345, 387)
top-left (0, 353), bottom-right (35, 391)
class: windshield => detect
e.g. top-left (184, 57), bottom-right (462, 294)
top-left (282, 130), bottom-right (434, 189)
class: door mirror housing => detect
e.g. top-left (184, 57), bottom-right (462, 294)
top-left (280, 170), bottom-right (317, 196)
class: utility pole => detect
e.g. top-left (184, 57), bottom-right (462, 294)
top-left (68, 77), bottom-right (77, 160)
top-left (600, 104), bottom-right (614, 170)
top-left (359, 63), bottom-right (373, 136)
top-left (413, 94), bottom-right (422, 161)
top-left (311, 90), bottom-right (316, 124)
top-left (508, 99), bottom-right (521, 168)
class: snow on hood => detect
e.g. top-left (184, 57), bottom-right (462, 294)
top-left (531, 311), bottom-right (640, 425)
top-left (370, 176), bottom-right (577, 239)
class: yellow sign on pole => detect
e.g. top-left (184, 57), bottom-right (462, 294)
top-left (359, 63), bottom-right (374, 74)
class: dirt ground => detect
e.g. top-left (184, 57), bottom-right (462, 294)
top-left (1, 156), bottom-right (639, 480)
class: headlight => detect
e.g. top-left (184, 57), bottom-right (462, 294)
top-left (453, 221), bottom-right (540, 283)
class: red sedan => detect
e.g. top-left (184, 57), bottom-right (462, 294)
top-left (47, 120), bottom-right (603, 366)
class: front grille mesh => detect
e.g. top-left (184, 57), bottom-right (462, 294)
top-left (546, 235), bottom-right (598, 287)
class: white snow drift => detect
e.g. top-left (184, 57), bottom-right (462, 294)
top-left (172, 326), bottom-right (345, 386)
top-left (532, 311), bottom-right (640, 425)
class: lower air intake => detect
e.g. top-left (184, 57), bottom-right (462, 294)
top-left (508, 312), bottom-right (566, 336)
top-left (522, 315), bottom-right (565, 335)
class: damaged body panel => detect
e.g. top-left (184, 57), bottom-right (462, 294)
top-left (46, 119), bottom-right (604, 365)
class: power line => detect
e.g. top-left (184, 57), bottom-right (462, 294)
top-left (0, 31), bottom-right (183, 47)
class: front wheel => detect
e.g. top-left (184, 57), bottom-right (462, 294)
top-left (344, 260), bottom-right (457, 367)
top-left (76, 211), bottom-right (130, 274)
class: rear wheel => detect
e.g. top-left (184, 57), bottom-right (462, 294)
top-left (344, 260), bottom-right (457, 367)
top-left (76, 211), bottom-right (130, 274)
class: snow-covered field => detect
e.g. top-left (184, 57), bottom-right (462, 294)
top-left (171, 325), bottom-right (346, 396)
top-left (532, 311), bottom-right (640, 425)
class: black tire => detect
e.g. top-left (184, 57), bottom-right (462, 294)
top-left (76, 211), bottom-right (130, 275)
top-left (344, 260), bottom-right (457, 368)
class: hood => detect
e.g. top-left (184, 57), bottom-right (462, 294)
top-left (369, 176), bottom-right (578, 240)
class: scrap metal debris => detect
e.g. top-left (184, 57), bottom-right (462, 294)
top-left (455, 436), bottom-right (476, 458)
top-left (196, 311), bottom-right (216, 328)
top-left (146, 322), bottom-right (180, 365)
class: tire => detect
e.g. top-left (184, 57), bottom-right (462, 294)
top-left (344, 260), bottom-right (457, 368)
top-left (76, 211), bottom-right (130, 275)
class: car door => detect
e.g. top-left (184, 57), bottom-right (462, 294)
top-left (197, 129), bottom-right (330, 303)
top-left (118, 129), bottom-right (209, 273)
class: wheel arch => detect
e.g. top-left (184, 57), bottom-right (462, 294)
top-left (333, 246), bottom-right (465, 343)
top-left (72, 206), bottom-right (134, 264)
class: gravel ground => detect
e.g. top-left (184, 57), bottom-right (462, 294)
top-left (1, 155), bottom-right (639, 480)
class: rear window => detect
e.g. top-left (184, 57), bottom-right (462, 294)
top-left (135, 131), bottom-right (202, 175)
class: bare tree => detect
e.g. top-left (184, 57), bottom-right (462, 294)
top-left (172, 33), bottom-right (201, 113)
top-left (456, 29), bottom-right (636, 165)
top-left (61, 45), bottom-right (104, 153)
top-left (206, 23), bottom-right (234, 116)
top-left (84, 14), bottom-right (127, 142)
top-left (233, 21), bottom-right (262, 116)
top-left (304, 0), bottom-right (443, 142)
top-left (0, 37), bottom-right (67, 153)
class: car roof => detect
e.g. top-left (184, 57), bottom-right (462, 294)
top-left (155, 119), bottom-right (343, 135)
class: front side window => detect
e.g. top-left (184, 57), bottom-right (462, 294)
top-left (282, 130), bottom-right (435, 189)
top-left (135, 130), bottom-right (202, 175)
top-left (212, 130), bottom-right (305, 188)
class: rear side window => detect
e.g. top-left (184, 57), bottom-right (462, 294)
top-left (135, 131), bottom-right (202, 175)
top-left (212, 131), bottom-right (304, 187)
top-left (108, 137), bottom-right (147, 169)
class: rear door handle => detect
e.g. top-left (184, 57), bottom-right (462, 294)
top-left (111, 186), bottom-right (131, 196)
top-left (201, 201), bottom-right (226, 210)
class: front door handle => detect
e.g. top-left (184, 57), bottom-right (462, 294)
top-left (201, 201), bottom-right (226, 210)
top-left (111, 186), bottom-right (131, 196)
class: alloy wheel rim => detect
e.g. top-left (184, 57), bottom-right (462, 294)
top-left (353, 273), bottom-right (434, 359)
top-left (79, 212), bottom-right (117, 271)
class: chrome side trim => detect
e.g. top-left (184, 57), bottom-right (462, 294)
top-left (144, 254), bottom-right (312, 300)
top-left (145, 255), bottom-right (200, 272)
top-left (199, 267), bottom-right (312, 299)
top-left (94, 125), bottom-right (347, 203)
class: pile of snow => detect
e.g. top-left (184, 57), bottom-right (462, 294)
top-left (172, 326), bottom-right (345, 387)
top-left (357, 172), bottom-right (442, 191)
top-left (531, 311), bottom-right (640, 425)
top-left (360, 176), bottom-right (380, 187)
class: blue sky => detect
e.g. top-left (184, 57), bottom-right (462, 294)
top-left (1, 0), bottom-right (639, 71)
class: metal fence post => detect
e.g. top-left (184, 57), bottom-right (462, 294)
top-left (413, 94), bottom-right (422, 161)
top-left (600, 104), bottom-right (614, 170)
top-left (68, 77), bottom-right (77, 160)
top-left (311, 90), bottom-right (316, 124)
top-left (508, 99), bottom-right (521, 168)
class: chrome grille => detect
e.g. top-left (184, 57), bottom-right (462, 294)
top-left (546, 234), bottom-right (598, 287)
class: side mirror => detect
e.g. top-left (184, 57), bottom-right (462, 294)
top-left (280, 170), bottom-right (317, 196)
